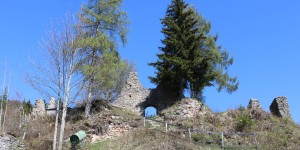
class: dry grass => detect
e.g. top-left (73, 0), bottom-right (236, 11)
top-left (86, 128), bottom-right (204, 150)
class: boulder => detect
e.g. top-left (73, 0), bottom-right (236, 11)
top-left (269, 96), bottom-right (291, 118)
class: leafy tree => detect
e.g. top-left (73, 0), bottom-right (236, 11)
top-left (83, 52), bottom-right (133, 102)
top-left (78, 0), bottom-right (129, 117)
top-left (149, 0), bottom-right (238, 101)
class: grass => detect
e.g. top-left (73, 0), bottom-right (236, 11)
top-left (86, 140), bottom-right (110, 150)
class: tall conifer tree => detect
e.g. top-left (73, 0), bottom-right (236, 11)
top-left (149, 0), bottom-right (238, 101)
top-left (78, 0), bottom-right (129, 117)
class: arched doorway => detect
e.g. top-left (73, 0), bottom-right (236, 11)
top-left (144, 106), bottom-right (157, 118)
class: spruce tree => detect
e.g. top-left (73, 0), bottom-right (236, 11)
top-left (149, 0), bottom-right (200, 98)
top-left (149, 0), bottom-right (238, 101)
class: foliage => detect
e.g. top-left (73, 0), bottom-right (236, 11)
top-left (0, 87), bottom-right (8, 110)
top-left (78, 0), bottom-right (130, 117)
top-left (82, 52), bottom-right (133, 101)
top-left (22, 100), bottom-right (32, 115)
top-left (149, 0), bottom-right (238, 100)
top-left (235, 113), bottom-right (253, 132)
top-left (191, 133), bottom-right (221, 143)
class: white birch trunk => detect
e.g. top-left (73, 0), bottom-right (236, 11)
top-left (52, 98), bottom-right (60, 150)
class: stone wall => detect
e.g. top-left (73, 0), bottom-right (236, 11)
top-left (112, 72), bottom-right (150, 115)
top-left (46, 97), bottom-right (56, 115)
top-left (32, 98), bottom-right (57, 118)
top-left (270, 96), bottom-right (291, 118)
top-left (114, 72), bottom-right (293, 119)
top-left (112, 72), bottom-right (180, 116)
top-left (31, 99), bottom-right (46, 119)
top-left (247, 98), bottom-right (261, 110)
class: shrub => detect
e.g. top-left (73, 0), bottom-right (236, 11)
top-left (235, 114), bottom-right (253, 132)
top-left (191, 133), bottom-right (221, 143)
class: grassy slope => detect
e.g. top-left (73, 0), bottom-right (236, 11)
top-left (21, 100), bottom-right (300, 150)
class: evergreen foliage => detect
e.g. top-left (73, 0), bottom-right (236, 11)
top-left (0, 87), bottom-right (8, 110)
top-left (22, 99), bottom-right (32, 115)
top-left (149, 0), bottom-right (239, 101)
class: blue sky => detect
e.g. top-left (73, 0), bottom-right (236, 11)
top-left (0, 1), bottom-right (299, 122)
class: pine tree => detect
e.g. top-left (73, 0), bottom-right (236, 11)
top-left (149, 0), bottom-right (238, 101)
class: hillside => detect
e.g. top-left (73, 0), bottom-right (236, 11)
top-left (10, 98), bottom-right (299, 150)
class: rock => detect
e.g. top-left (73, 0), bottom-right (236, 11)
top-left (0, 134), bottom-right (25, 150)
top-left (247, 98), bottom-right (261, 110)
top-left (269, 96), bottom-right (291, 118)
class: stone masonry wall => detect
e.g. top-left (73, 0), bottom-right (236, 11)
top-left (31, 99), bottom-right (46, 119)
top-left (112, 72), bottom-right (150, 115)
top-left (270, 96), bottom-right (291, 118)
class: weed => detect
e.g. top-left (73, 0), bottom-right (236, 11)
top-left (235, 113), bottom-right (253, 132)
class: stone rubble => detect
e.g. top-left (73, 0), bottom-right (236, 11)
top-left (0, 134), bottom-right (25, 150)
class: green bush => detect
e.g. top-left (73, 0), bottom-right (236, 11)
top-left (235, 114), bottom-right (253, 132)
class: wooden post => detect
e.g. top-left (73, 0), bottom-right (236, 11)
top-left (188, 128), bottom-right (191, 141)
top-left (165, 123), bottom-right (168, 133)
top-left (143, 117), bottom-right (146, 127)
top-left (22, 132), bottom-right (26, 140)
top-left (254, 133), bottom-right (258, 150)
top-left (221, 132), bottom-right (224, 149)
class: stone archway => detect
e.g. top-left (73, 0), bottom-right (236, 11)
top-left (144, 106), bottom-right (158, 118)
top-left (112, 72), bottom-right (180, 116)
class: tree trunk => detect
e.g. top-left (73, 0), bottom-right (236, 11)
top-left (84, 50), bottom-right (97, 118)
top-left (85, 83), bottom-right (93, 118)
top-left (0, 101), bottom-right (3, 131)
top-left (178, 78), bottom-right (185, 99)
top-left (58, 61), bottom-right (74, 150)
top-left (2, 102), bottom-right (7, 132)
top-left (57, 100), bottom-right (67, 150)
top-left (52, 97), bottom-right (60, 150)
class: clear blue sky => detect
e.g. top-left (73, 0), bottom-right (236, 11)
top-left (0, 1), bottom-right (299, 122)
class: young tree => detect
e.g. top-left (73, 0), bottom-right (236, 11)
top-left (78, 0), bottom-right (129, 118)
top-left (149, 0), bottom-right (238, 101)
top-left (83, 52), bottom-right (133, 102)
top-left (25, 15), bottom-right (83, 150)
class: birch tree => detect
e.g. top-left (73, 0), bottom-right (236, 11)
top-left (25, 14), bottom-right (83, 150)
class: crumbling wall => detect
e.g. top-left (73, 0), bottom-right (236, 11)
top-left (112, 72), bottom-right (150, 115)
top-left (270, 96), bottom-right (291, 118)
top-left (46, 97), bottom-right (56, 115)
top-left (247, 98), bottom-right (261, 110)
top-left (31, 99), bottom-right (46, 119)
top-left (113, 72), bottom-right (196, 116)
top-left (32, 97), bottom-right (57, 118)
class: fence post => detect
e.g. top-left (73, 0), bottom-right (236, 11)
top-left (221, 132), bottom-right (224, 149)
top-left (254, 133), bottom-right (258, 150)
top-left (143, 117), bottom-right (146, 127)
top-left (165, 123), bottom-right (168, 133)
top-left (188, 128), bottom-right (191, 141)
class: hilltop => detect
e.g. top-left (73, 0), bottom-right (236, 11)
top-left (13, 98), bottom-right (298, 150)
